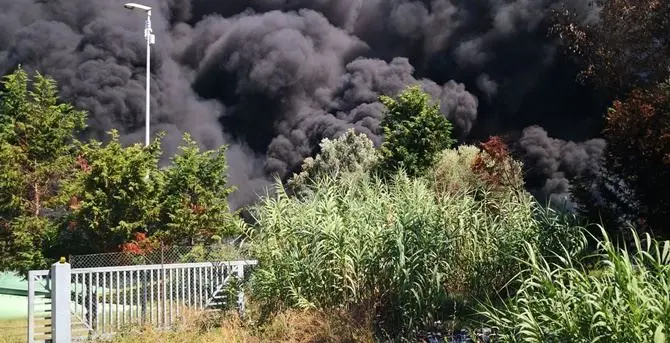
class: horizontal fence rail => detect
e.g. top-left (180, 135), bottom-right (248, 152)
top-left (27, 260), bottom-right (258, 343)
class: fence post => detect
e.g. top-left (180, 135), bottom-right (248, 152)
top-left (27, 272), bottom-right (35, 343)
top-left (235, 263), bottom-right (245, 315)
top-left (51, 258), bottom-right (71, 343)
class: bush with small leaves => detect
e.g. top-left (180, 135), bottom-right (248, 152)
top-left (378, 85), bottom-right (455, 177)
top-left (287, 128), bottom-right (378, 195)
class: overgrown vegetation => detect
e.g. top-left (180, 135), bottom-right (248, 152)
top-left (553, 0), bottom-right (670, 239)
top-left (287, 128), bottom-right (378, 195)
top-left (247, 168), bottom-right (576, 339)
top-left (480, 228), bottom-right (670, 342)
top-left (1, 65), bottom-right (669, 343)
top-left (98, 308), bottom-right (375, 343)
top-left (0, 68), bottom-right (86, 272)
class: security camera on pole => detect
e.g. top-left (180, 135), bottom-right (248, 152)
top-left (123, 3), bottom-right (155, 147)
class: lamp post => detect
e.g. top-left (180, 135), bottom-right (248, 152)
top-left (123, 3), bottom-right (155, 147)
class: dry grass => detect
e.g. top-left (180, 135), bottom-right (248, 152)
top-left (100, 307), bottom-right (375, 343)
top-left (0, 319), bottom-right (26, 343)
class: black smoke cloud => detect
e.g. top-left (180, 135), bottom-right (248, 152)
top-left (518, 126), bottom-right (606, 209)
top-left (0, 0), bottom-right (605, 209)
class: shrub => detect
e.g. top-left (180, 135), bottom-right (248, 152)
top-left (470, 136), bottom-right (524, 196)
top-left (479, 227), bottom-right (670, 342)
top-left (378, 85), bottom-right (455, 177)
top-left (430, 141), bottom-right (573, 301)
top-left (287, 128), bottom-right (378, 195)
top-left (430, 137), bottom-right (524, 203)
top-left (430, 145), bottom-right (481, 196)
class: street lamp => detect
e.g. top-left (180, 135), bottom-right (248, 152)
top-left (123, 3), bottom-right (155, 147)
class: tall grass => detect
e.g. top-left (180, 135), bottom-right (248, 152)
top-left (479, 227), bottom-right (670, 342)
top-left (248, 173), bottom-right (452, 337)
top-left (246, 171), bottom-right (566, 338)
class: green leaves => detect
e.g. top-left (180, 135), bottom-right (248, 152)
top-left (0, 67), bottom-right (242, 269)
top-left (159, 133), bottom-right (241, 245)
top-left (0, 67), bottom-right (86, 273)
top-left (655, 324), bottom-right (666, 343)
top-left (61, 130), bottom-right (165, 253)
top-left (378, 85), bottom-right (455, 177)
top-left (479, 227), bottom-right (670, 343)
top-left (248, 170), bottom-right (556, 338)
top-left (64, 131), bottom-right (244, 253)
top-left (287, 128), bottom-right (379, 194)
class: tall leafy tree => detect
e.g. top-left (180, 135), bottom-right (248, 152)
top-left (378, 85), bottom-right (455, 177)
top-left (0, 67), bottom-right (86, 272)
top-left (61, 130), bottom-right (164, 254)
top-left (158, 133), bottom-right (241, 245)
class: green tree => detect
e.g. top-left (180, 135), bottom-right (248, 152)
top-left (287, 128), bottom-right (378, 194)
top-left (61, 130), bottom-right (164, 254)
top-left (378, 85), bottom-right (455, 177)
top-left (158, 133), bottom-right (242, 245)
top-left (0, 67), bottom-right (86, 273)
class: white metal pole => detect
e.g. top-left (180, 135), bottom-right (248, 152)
top-left (145, 11), bottom-right (152, 147)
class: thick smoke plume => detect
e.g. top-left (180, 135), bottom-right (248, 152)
top-left (0, 0), bottom-right (605, 209)
top-left (518, 126), bottom-right (606, 209)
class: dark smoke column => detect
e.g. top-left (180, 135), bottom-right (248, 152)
top-left (0, 0), bottom-right (608, 210)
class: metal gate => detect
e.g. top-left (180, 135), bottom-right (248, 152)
top-left (27, 260), bottom-right (257, 342)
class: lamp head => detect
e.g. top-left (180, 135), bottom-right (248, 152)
top-left (124, 3), bottom-right (152, 12)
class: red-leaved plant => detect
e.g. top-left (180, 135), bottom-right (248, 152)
top-left (119, 232), bottom-right (159, 255)
top-left (471, 136), bottom-right (523, 192)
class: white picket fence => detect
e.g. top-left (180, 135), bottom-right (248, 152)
top-left (27, 259), bottom-right (258, 342)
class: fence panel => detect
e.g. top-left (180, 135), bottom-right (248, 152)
top-left (26, 260), bottom-right (257, 342)
top-left (27, 270), bottom-right (51, 343)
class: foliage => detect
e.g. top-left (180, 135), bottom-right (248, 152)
top-left (575, 82), bottom-right (670, 239)
top-left (249, 173), bottom-right (454, 337)
top-left (63, 132), bottom-right (246, 254)
top-left (480, 227), bottom-right (670, 343)
top-left (0, 67), bottom-right (86, 273)
top-left (551, 0), bottom-right (670, 93)
top-left (0, 67), bottom-right (243, 269)
top-left (119, 232), bottom-right (160, 255)
top-left (553, 0), bottom-right (670, 238)
top-left (378, 85), bottom-right (455, 177)
top-left (158, 134), bottom-right (242, 245)
top-left (287, 128), bottom-right (378, 195)
top-left (471, 136), bottom-right (524, 196)
top-left (430, 137), bottom-right (525, 214)
top-left (61, 130), bottom-right (164, 254)
top-left (247, 171), bottom-right (572, 338)
top-left (430, 145), bottom-right (481, 196)
top-left (179, 238), bottom-right (246, 263)
top-left (604, 83), bottom-right (670, 237)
